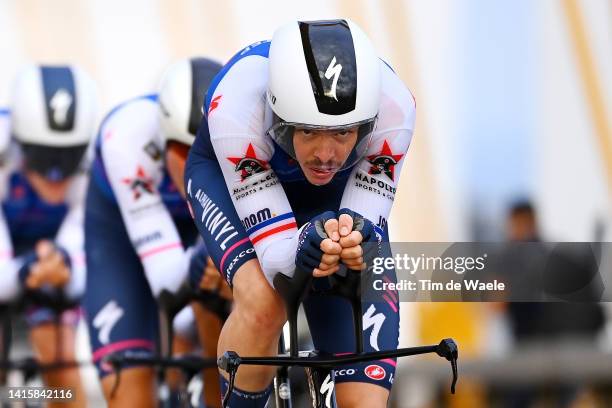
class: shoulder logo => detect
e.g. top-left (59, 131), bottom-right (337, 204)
top-left (324, 56), bottom-right (342, 101)
top-left (122, 165), bottom-right (155, 200)
top-left (227, 143), bottom-right (269, 181)
top-left (208, 95), bottom-right (222, 115)
top-left (366, 140), bottom-right (404, 181)
top-left (50, 88), bottom-right (73, 126)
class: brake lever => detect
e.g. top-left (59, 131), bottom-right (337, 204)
top-left (436, 338), bottom-right (458, 394)
top-left (218, 351), bottom-right (241, 408)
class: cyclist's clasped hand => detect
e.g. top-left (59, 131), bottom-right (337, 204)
top-left (25, 240), bottom-right (71, 290)
top-left (297, 209), bottom-right (380, 277)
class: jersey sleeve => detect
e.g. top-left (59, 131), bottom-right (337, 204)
top-left (339, 63), bottom-right (416, 238)
top-left (100, 100), bottom-right (190, 296)
top-left (0, 113), bottom-right (20, 302)
top-left (206, 57), bottom-right (299, 283)
top-left (54, 172), bottom-right (88, 300)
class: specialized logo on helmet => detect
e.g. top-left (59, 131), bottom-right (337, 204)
top-left (367, 140), bottom-right (404, 181)
top-left (208, 95), bottom-right (222, 115)
top-left (364, 364), bottom-right (386, 381)
top-left (324, 56), bottom-right (342, 101)
top-left (122, 165), bottom-right (155, 199)
top-left (227, 143), bottom-right (269, 181)
top-left (50, 88), bottom-right (73, 127)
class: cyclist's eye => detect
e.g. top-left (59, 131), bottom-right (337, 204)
top-left (300, 129), bottom-right (313, 135)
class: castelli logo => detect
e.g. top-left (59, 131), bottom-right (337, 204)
top-left (364, 365), bottom-right (386, 381)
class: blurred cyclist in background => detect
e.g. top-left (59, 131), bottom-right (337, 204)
top-left (0, 64), bottom-right (97, 408)
top-left (84, 57), bottom-right (228, 407)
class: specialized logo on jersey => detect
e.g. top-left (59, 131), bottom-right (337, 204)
top-left (324, 56), bottom-right (342, 101)
top-left (319, 373), bottom-right (335, 408)
top-left (50, 88), bottom-right (73, 127)
top-left (208, 95), bottom-right (222, 115)
top-left (366, 140), bottom-right (403, 181)
top-left (122, 165), bottom-right (155, 200)
top-left (363, 304), bottom-right (386, 351)
top-left (364, 365), bottom-right (386, 381)
top-left (227, 143), bottom-right (269, 181)
top-left (93, 300), bottom-right (124, 345)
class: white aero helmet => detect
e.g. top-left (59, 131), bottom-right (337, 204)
top-left (158, 57), bottom-right (223, 146)
top-left (11, 64), bottom-right (97, 181)
top-left (266, 19), bottom-right (381, 169)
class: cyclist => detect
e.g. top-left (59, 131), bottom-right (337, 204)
top-left (84, 57), bottom-right (226, 407)
top-left (0, 64), bottom-right (98, 407)
top-left (185, 19), bottom-right (415, 407)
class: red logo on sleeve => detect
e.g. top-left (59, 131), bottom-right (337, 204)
top-left (227, 143), bottom-right (269, 181)
top-left (364, 364), bottom-right (386, 381)
top-left (208, 95), bottom-right (222, 115)
top-left (366, 140), bottom-right (403, 181)
top-left (122, 166), bottom-right (155, 200)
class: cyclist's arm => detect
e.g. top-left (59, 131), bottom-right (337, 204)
top-left (101, 101), bottom-right (190, 297)
top-left (339, 64), bottom-right (416, 237)
top-left (194, 57), bottom-right (298, 283)
top-left (54, 171), bottom-right (88, 300)
top-left (0, 176), bottom-right (19, 303)
top-left (0, 112), bottom-right (20, 302)
top-left (207, 105), bottom-right (299, 284)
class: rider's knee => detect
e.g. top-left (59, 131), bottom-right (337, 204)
top-left (232, 260), bottom-right (286, 334)
top-left (30, 323), bottom-right (77, 363)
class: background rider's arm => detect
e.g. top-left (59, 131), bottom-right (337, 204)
top-left (54, 172), bottom-right (88, 300)
top-left (0, 112), bottom-right (20, 302)
top-left (101, 102), bottom-right (190, 296)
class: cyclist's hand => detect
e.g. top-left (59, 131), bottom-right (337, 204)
top-left (296, 211), bottom-right (342, 277)
top-left (200, 257), bottom-right (232, 300)
top-left (337, 209), bottom-right (379, 271)
top-left (26, 241), bottom-right (70, 289)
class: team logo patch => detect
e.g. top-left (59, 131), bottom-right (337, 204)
top-left (366, 140), bottom-right (403, 181)
top-left (208, 95), bottom-right (222, 115)
top-left (227, 143), bottom-right (269, 181)
top-left (364, 364), bottom-right (386, 381)
top-left (122, 165), bottom-right (155, 200)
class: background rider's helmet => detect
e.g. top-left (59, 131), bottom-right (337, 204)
top-left (157, 57), bottom-right (223, 147)
top-left (266, 19), bottom-right (381, 169)
top-left (11, 64), bottom-right (97, 181)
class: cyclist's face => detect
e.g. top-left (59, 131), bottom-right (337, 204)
top-left (165, 141), bottom-right (190, 198)
top-left (25, 171), bottom-right (71, 205)
top-left (293, 127), bottom-right (358, 185)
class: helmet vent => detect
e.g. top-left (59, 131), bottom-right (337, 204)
top-left (41, 66), bottom-right (76, 132)
top-left (298, 20), bottom-right (357, 116)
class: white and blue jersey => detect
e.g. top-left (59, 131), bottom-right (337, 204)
top-left (185, 40), bottom-right (415, 391)
top-left (188, 40), bottom-right (415, 282)
top-left (85, 95), bottom-right (200, 375)
top-left (89, 94), bottom-right (196, 296)
top-left (0, 109), bottom-right (87, 304)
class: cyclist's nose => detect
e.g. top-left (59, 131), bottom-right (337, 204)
top-left (313, 138), bottom-right (337, 163)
